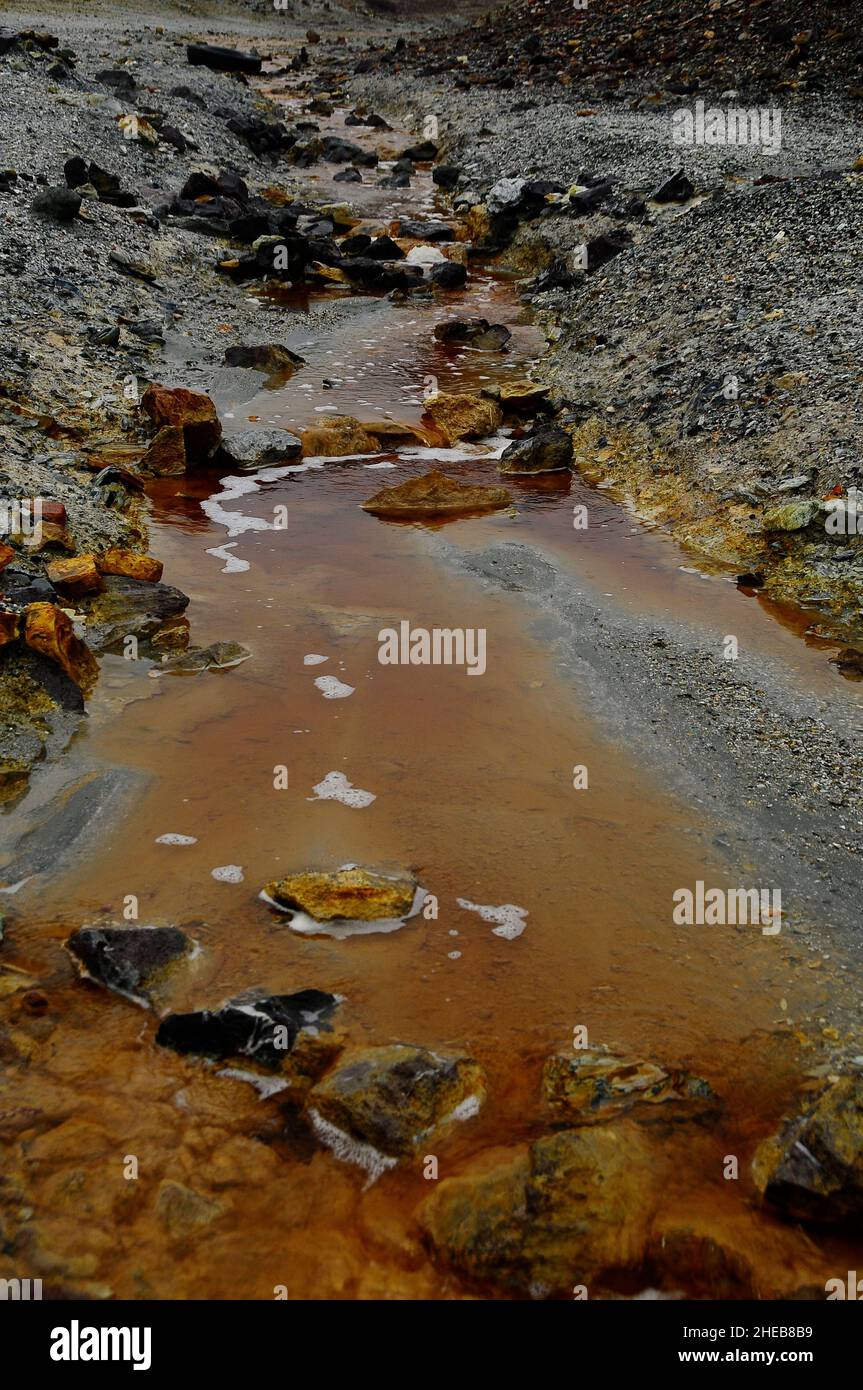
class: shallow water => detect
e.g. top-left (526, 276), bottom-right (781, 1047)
top-left (1, 73), bottom-right (861, 1301)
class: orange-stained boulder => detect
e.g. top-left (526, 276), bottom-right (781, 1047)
top-left (45, 555), bottom-right (104, 599)
top-left (24, 602), bottom-right (99, 689)
top-left (97, 549), bottom-right (164, 583)
top-left (141, 384), bottom-right (221, 461)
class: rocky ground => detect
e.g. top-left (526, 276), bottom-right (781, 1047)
top-left (2, 0), bottom-right (863, 1303)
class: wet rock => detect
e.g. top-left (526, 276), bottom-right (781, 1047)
top-left (141, 384), bottom-right (221, 462)
top-left (65, 925), bottom-right (193, 1007)
top-left (830, 648), bottom-right (863, 675)
top-left (423, 390), bottom-right (503, 443)
top-left (496, 379), bottom-right (552, 412)
top-left (363, 469), bottom-right (511, 519)
top-left (753, 1077), bottom-right (863, 1223)
top-left (499, 426), bottom-right (573, 475)
top-left (650, 169), bottom-right (695, 203)
top-left (542, 1046), bottom-right (713, 1123)
top-left (152, 641), bottom-right (250, 676)
top-left (31, 187), bottom-right (81, 222)
top-left (44, 555), bottom-right (104, 599)
top-left (334, 167), bottom-right (362, 184)
top-left (762, 500), bottom-right (817, 532)
top-left (365, 235), bottom-right (404, 261)
top-left (141, 425), bottom-right (186, 477)
top-left (84, 576), bottom-right (189, 654)
top-left (96, 550), bottom-right (163, 584)
top-left (156, 988), bottom-right (339, 1067)
top-left (220, 429), bottom-right (302, 469)
top-left (433, 165), bottom-right (461, 190)
top-left (24, 603), bottom-right (98, 689)
top-left (430, 261), bottom-right (467, 290)
top-left (186, 42), bottom-right (262, 76)
top-left (155, 1181), bottom-right (222, 1239)
top-left (262, 867), bottom-right (417, 923)
top-left (300, 416), bottom-right (380, 457)
top-left (226, 115), bottom-right (294, 157)
top-left (309, 1043), bottom-right (485, 1158)
top-left (419, 1122), bottom-right (660, 1295)
top-left (398, 219), bottom-right (454, 241)
top-left (336, 258), bottom-right (423, 292)
top-left (0, 609), bottom-right (19, 646)
top-left (222, 343), bottom-right (304, 379)
top-left (433, 318), bottom-right (511, 351)
top-left (1, 566), bottom-right (57, 606)
top-left (403, 140), bottom-right (438, 162)
top-left (321, 136), bottom-right (377, 168)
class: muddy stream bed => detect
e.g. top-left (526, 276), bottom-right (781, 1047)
top-left (1, 73), bottom-right (861, 1300)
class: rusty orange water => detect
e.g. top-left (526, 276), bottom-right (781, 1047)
top-left (0, 78), bottom-right (860, 1301)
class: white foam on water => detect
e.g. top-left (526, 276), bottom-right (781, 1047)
top-left (448, 950), bottom-right (462, 960)
top-left (309, 1109), bottom-right (397, 1188)
top-left (218, 1068), bottom-right (289, 1100)
top-left (457, 897), bottom-right (528, 940)
top-left (314, 675), bottom-right (355, 699)
top-left (206, 542), bottom-right (249, 574)
top-left (309, 771), bottom-right (376, 809)
top-left (364, 461), bottom-right (396, 469)
top-left (156, 833), bottom-right (197, 846)
top-left (201, 463), bottom-right (323, 539)
top-left (303, 653), bottom-right (328, 665)
top-left (212, 864), bottom-right (245, 883)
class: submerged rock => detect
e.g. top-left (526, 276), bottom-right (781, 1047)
top-left (262, 867), bottom-right (417, 923)
top-left (499, 427), bottom-right (573, 475)
top-left (156, 988), bottom-right (340, 1067)
top-left (300, 416), bottom-right (380, 457)
top-left (151, 641), bottom-right (250, 676)
top-left (84, 576), bottom-right (189, 655)
top-left (433, 318), bottom-right (511, 351)
top-left (309, 1043), bottom-right (485, 1158)
top-left (220, 428), bottom-right (302, 468)
top-left (66, 925), bottom-right (193, 1006)
top-left (542, 1046), bottom-right (714, 1124)
top-left (423, 391), bottom-right (504, 443)
top-left (222, 343), bottom-right (305, 379)
top-left (420, 1122), bottom-right (661, 1295)
top-left (363, 470), bottom-right (511, 519)
top-left (753, 1077), bottom-right (863, 1223)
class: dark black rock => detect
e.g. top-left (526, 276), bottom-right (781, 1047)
top-left (365, 235), bottom-right (404, 261)
top-left (430, 260), bottom-right (467, 289)
top-left (66, 925), bottom-right (192, 1005)
top-left (320, 136), bottom-right (377, 167)
top-left (650, 168), bottom-right (695, 203)
top-left (433, 318), bottom-right (511, 350)
top-left (569, 179), bottom-right (613, 213)
top-left (397, 219), bottom-right (454, 241)
top-left (156, 988), bottom-right (339, 1066)
top-left (186, 42), bottom-right (262, 76)
top-left (499, 426), bottom-right (573, 475)
top-left (432, 164), bottom-right (460, 190)
top-left (95, 68), bottom-right (135, 93)
top-left (403, 140), bottom-right (438, 161)
top-left (31, 186), bottom-right (80, 221)
top-left (226, 116), bottom-right (294, 157)
top-left (339, 233), bottom-right (372, 256)
top-left (334, 166), bottom-right (362, 184)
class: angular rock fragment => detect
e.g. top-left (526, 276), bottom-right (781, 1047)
top-left (363, 470), bottom-right (511, 519)
top-left (141, 384), bottom-right (221, 461)
top-left (422, 391), bottom-right (503, 443)
top-left (300, 416), bottom-right (380, 457)
top-left (542, 1046), bottom-right (713, 1124)
top-left (141, 425), bottom-right (186, 477)
top-left (499, 426), bottom-right (572, 475)
top-left (151, 641), bottom-right (250, 676)
top-left (186, 42), bottom-right (262, 75)
top-left (66, 924), bottom-right (193, 1007)
top-left (24, 602), bottom-right (98, 689)
top-left (433, 318), bottom-right (511, 351)
top-left (262, 867), bottom-right (417, 923)
top-left (220, 428), bottom-right (303, 468)
top-left (45, 555), bottom-right (104, 598)
top-left (83, 576), bottom-right (189, 654)
top-left (156, 988), bottom-right (340, 1067)
top-left (650, 169), bottom-right (695, 203)
top-left (222, 343), bottom-right (305, 379)
top-left (309, 1043), bottom-right (485, 1158)
top-left (753, 1077), bottom-right (863, 1223)
top-left (97, 550), bottom-right (163, 584)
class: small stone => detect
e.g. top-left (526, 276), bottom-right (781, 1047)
top-left (423, 391), bottom-right (503, 443)
top-left (220, 428), bottom-right (302, 468)
top-left (363, 469), bottom-right (511, 518)
top-left (97, 550), bottom-right (163, 583)
top-left (45, 555), bottom-right (104, 598)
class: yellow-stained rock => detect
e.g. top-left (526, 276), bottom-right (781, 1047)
top-left (0, 609), bottom-right (19, 645)
top-left (263, 866), bottom-right (416, 922)
top-left (24, 602), bottom-right (98, 689)
top-left (97, 549), bottom-right (164, 583)
top-left (141, 424), bottom-right (186, 476)
top-left (422, 390), bottom-right (503, 443)
top-left (300, 416), bottom-right (381, 457)
top-left (45, 554), bottom-right (104, 599)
